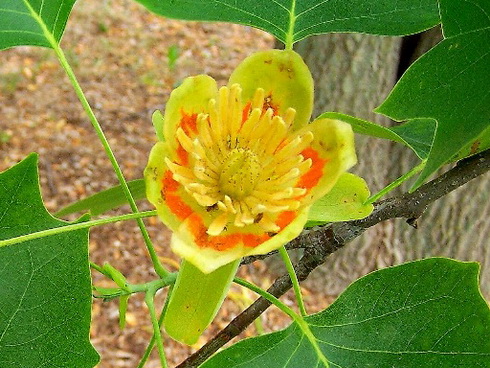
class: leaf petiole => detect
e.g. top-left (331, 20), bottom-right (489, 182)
top-left (145, 285), bottom-right (168, 368)
top-left (278, 246), bottom-right (307, 316)
top-left (0, 210), bottom-right (157, 249)
top-left (234, 277), bottom-right (329, 367)
top-left (137, 285), bottom-right (174, 368)
top-left (285, 0), bottom-right (297, 50)
top-left (364, 160), bottom-right (426, 204)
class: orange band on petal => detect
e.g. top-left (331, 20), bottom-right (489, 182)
top-left (297, 147), bottom-right (328, 190)
top-left (176, 144), bottom-right (189, 166)
top-left (162, 171), bottom-right (194, 220)
top-left (242, 233), bottom-right (271, 248)
top-left (276, 211), bottom-right (297, 230)
top-left (186, 213), bottom-right (271, 251)
top-left (180, 110), bottom-right (198, 136)
top-left (163, 170), bottom-right (179, 191)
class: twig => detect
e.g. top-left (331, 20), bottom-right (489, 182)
top-left (177, 149), bottom-right (490, 368)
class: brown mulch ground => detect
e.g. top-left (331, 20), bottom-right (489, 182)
top-left (0, 1), bottom-right (335, 367)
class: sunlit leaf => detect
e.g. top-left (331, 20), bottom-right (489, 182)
top-left (202, 258), bottom-right (490, 367)
top-left (0, 154), bottom-right (99, 367)
top-left (0, 0), bottom-right (76, 50)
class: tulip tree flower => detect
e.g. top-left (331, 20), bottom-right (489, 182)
top-left (145, 49), bottom-right (357, 344)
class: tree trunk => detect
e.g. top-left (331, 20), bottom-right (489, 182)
top-left (291, 32), bottom-right (490, 296)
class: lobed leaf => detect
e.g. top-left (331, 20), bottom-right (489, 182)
top-left (0, 0), bottom-right (76, 51)
top-left (202, 258), bottom-right (490, 367)
top-left (0, 154), bottom-right (99, 367)
top-left (376, 0), bottom-right (490, 189)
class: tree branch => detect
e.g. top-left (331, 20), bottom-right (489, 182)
top-left (177, 149), bottom-right (490, 368)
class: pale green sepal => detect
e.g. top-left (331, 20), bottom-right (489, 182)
top-left (164, 258), bottom-right (240, 345)
top-left (307, 173), bottom-right (373, 226)
top-left (55, 178), bottom-right (145, 217)
top-left (152, 110), bottom-right (165, 141)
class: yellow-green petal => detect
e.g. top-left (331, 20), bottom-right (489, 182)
top-left (295, 118), bottom-right (357, 204)
top-left (248, 208), bottom-right (309, 256)
top-left (163, 74), bottom-right (218, 149)
top-left (144, 142), bottom-right (212, 232)
top-left (170, 226), bottom-right (249, 274)
top-left (229, 49), bottom-right (313, 130)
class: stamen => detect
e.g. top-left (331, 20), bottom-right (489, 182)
top-left (252, 88), bottom-right (265, 110)
top-left (165, 158), bottom-right (194, 179)
top-left (223, 195), bottom-right (237, 214)
top-left (283, 108), bottom-right (296, 128)
top-left (238, 108), bottom-right (261, 145)
top-left (176, 127), bottom-right (194, 153)
top-left (258, 215), bottom-right (280, 232)
top-left (273, 131), bottom-right (314, 162)
top-left (219, 87), bottom-right (230, 139)
top-left (192, 192), bottom-right (219, 207)
top-left (262, 116), bottom-right (288, 155)
top-left (207, 212), bottom-right (229, 236)
top-left (229, 84), bottom-right (242, 145)
top-left (193, 166), bottom-right (217, 183)
top-left (196, 114), bottom-right (214, 149)
top-left (187, 182), bottom-right (213, 195)
top-left (208, 99), bottom-right (225, 146)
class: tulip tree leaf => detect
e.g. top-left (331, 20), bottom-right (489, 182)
top-left (376, 0), bottom-right (490, 189)
top-left (202, 258), bottom-right (490, 368)
top-left (132, 0), bottom-right (439, 44)
top-left (0, 154), bottom-right (99, 368)
top-left (307, 172), bottom-right (373, 226)
top-left (0, 0), bottom-right (76, 51)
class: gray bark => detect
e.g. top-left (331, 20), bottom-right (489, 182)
top-left (289, 32), bottom-right (490, 296)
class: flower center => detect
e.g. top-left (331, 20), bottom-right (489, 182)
top-left (165, 84), bottom-right (314, 236)
top-left (219, 148), bottom-right (260, 199)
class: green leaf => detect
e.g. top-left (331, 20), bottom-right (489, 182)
top-left (389, 118), bottom-right (436, 160)
top-left (55, 178), bottom-right (146, 217)
top-left (376, 0), bottom-right (490, 189)
top-left (0, 154), bottom-right (99, 367)
top-left (451, 124), bottom-right (490, 162)
top-left (320, 112), bottom-right (435, 160)
top-left (202, 258), bottom-right (490, 368)
top-left (307, 173), bottom-right (373, 227)
top-left (0, 0), bottom-right (76, 51)
top-left (440, 0), bottom-right (490, 37)
top-left (132, 0), bottom-right (439, 45)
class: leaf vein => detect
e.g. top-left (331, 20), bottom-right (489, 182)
top-left (211, 0), bottom-right (286, 37)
